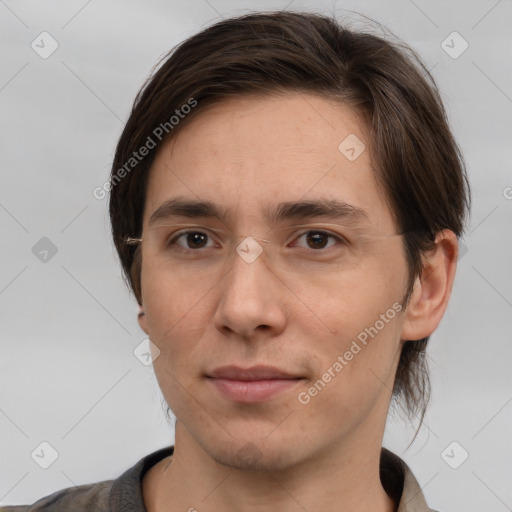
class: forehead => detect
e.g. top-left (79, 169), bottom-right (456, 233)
top-left (143, 93), bottom-right (394, 232)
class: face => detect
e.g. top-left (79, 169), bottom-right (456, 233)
top-left (138, 93), bottom-right (411, 471)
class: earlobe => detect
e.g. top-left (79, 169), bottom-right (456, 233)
top-left (400, 230), bottom-right (458, 341)
top-left (137, 305), bottom-right (149, 335)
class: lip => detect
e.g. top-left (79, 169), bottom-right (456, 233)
top-left (206, 365), bottom-right (303, 403)
top-left (208, 365), bottom-right (300, 380)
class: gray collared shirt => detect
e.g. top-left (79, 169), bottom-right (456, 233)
top-left (1, 446), bottom-right (439, 511)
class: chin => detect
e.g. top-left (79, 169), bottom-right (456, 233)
top-left (204, 435), bottom-right (306, 473)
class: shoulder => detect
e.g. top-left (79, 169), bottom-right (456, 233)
top-left (0, 479), bottom-right (113, 512)
top-left (1, 445), bottom-right (175, 512)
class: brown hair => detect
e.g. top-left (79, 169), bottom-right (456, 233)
top-left (108, 11), bottom-right (470, 425)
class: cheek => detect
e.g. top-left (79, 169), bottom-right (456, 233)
top-left (300, 307), bottom-right (402, 431)
top-left (299, 261), bottom-right (403, 334)
top-left (143, 269), bottom-right (209, 414)
top-left (141, 262), bottom-right (208, 358)
top-left (302, 266), bottom-right (404, 394)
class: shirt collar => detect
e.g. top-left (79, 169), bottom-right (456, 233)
top-left (110, 446), bottom-right (437, 512)
top-left (380, 447), bottom-right (438, 511)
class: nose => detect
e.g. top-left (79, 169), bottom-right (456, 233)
top-left (213, 242), bottom-right (287, 340)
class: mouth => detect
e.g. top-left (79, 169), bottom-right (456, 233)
top-left (206, 365), bottom-right (304, 403)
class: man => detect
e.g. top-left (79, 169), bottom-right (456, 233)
top-left (2, 10), bottom-right (470, 512)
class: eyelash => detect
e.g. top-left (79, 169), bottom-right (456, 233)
top-left (166, 229), bottom-right (347, 252)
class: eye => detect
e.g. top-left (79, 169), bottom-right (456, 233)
top-left (168, 230), bottom-right (217, 250)
top-left (292, 230), bottom-right (344, 251)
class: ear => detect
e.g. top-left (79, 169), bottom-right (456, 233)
top-left (400, 229), bottom-right (459, 341)
top-left (137, 304), bottom-right (149, 335)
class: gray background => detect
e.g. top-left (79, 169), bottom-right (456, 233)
top-left (1, 0), bottom-right (511, 510)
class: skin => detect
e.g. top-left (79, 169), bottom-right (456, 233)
top-left (137, 93), bottom-right (458, 512)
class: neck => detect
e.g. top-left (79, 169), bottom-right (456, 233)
top-left (144, 422), bottom-right (397, 512)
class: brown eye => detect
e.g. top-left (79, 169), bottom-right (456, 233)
top-left (169, 231), bottom-right (215, 250)
top-left (294, 230), bottom-right (340, 251)
top-left (185, 232), bottom-right (209, 248)
top-left (305, 231), bottom-right (330, 249)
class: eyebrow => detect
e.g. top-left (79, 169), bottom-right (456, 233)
top-left (148, 196), bottom-right (369, 228)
